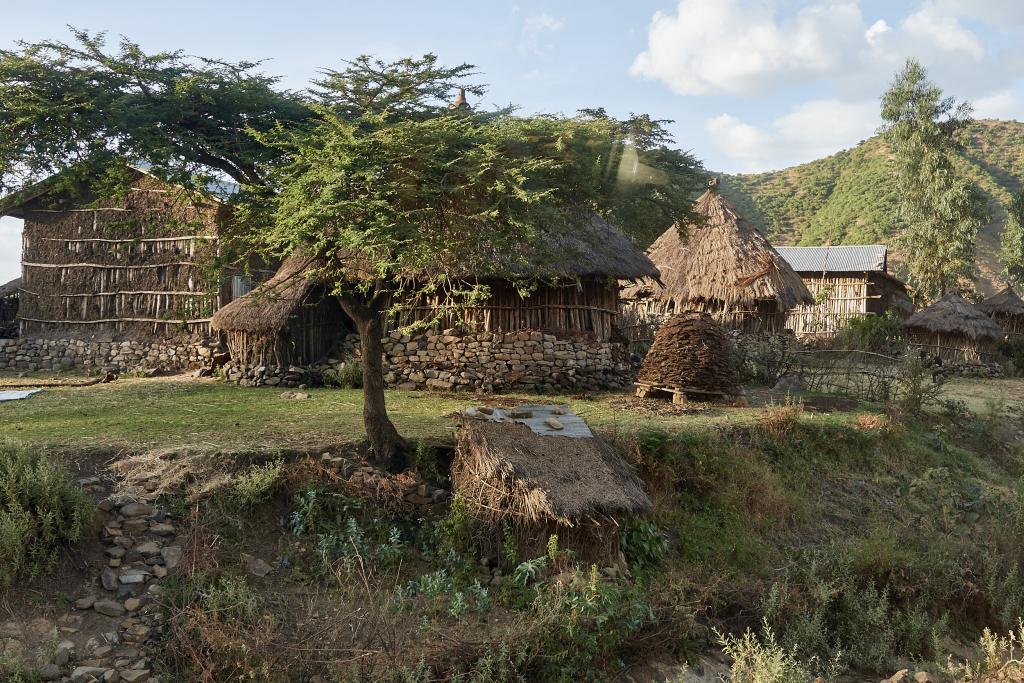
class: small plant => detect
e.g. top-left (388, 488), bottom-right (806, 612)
top-left (233, 457), bottom-right (283, 506)
top-left (512, 556), bottom-right (548, 587)
top-left (945, 622), bottom-right (1024, 683)
top-left (501, 523), bottom-right (519, 567)
top-left (0, 439), bottom-right (93, 586)
top-left (337, 360), bottom-right (363, 389)
top-left (412, 439), bottom-right (441, 486)
top-left (756, 398), bottom-right (804, 440)
top-left (434, 494), bottom-right (474, 557)
top-left (894, 353), bottom-right (943, 418)
top-left (448, 590), bottom-right (468, 620)
top-left (619, 517), bottom-right (667, 570)
top-left (717, 620), bottom-right (840, 683)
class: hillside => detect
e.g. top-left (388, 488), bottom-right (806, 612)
top-left (719, 119), bottom-right (1024, 295)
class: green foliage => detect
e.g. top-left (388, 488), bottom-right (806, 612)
top-left (1001, 188), bottom-right (1024, 288)
top-left (717, 621), bottom-right (840, 683)
top-left (0, 439), bottom-right (93, 585)
top-left (0, 652), bottom-right (43, 683)
top-left (0, 29), bottom-right (308, 195)
top-left (895, 353), bottom-right (944, 418)
top-left (289, 485), bottom-right (363, 536)
top-left (836, 313), bottom-right (906, 353)
top-left (412, 440), bottom-right (441, 486)
top-left (232, 458), bottom-right (283, 506)
top-left (619, 517), bottom-right (667, 570)
top-left (879, 59), bottom-right (986, 299)
top-left (434, 494), bottom-right (474, 557)
top-left (998, 336), bottom-right (1024, 374)
top-left (316, 518), bottom-right (406, 573)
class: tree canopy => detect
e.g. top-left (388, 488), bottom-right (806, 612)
top-left (879, 59), bottom-right (987, 300)
top-left (0, 29), bottom-right (308, 196)
top-left (1001, 188), bottom-right (1024, 289)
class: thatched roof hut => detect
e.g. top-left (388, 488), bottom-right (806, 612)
top-left (0, 277), bottom-right (20, 336)
top-left (211, 252), bottom-right (350, 367)
top-left (901, 293), bottom-right (1004, 362)
top-left (621, 179), bottom-right (812, 335)
top-left (977, 287), bottom-right (1024, 339)
top-left (454, 415), bottom-right (652, 564)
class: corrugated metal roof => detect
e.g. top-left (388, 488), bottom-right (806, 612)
top-left (775, 245), bottom-right (888, 273)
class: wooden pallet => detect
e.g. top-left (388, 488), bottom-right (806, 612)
top-left (634, 382), bottom-right (734, 404)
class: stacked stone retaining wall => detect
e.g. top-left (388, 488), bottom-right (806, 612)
top-left (0, 336), bottom-right (219, 373)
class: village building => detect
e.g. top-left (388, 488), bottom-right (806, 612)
top-left (775, 245), bottom-right (914, 337)
top-left (0, 168), bottom-right (262, 373)
top-left (212, 214), bottom-right (658, 391)
top-left (901, 292), bottom-right (1004, 362)
top-left (0, 277), bottom-right (19, 338)
top-left (976, 286), bottom-right (1024, 340)
top-left (454, 408), bottom-right (652, 565)
top-left (620, 179), bottom-right (813, 338)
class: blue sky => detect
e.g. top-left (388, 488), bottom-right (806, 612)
top-left (3, 0), bottom-right (1024, 282)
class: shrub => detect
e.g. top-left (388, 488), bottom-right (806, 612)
top-left (998, 336), bottom-right (1024, 376)
top-left (894, 354), bottom-right (943, 418)
top-left (945, 623), bottom-right (1024, 683)
top-left (233, 458), bottom-right (283, 505)
top-left (434, 495), bottom-right (474, 557)
top-left (412, 440), bottom-right (441, 486)
top-left (0, 440), bottom-right (93, 585)
top-left (717, 621), bottom-right (839, 683)
top-left (619, 517), bottom-right (667, 570)
top-left (338, 360), bottom-right (363, 389)
top-left (837, 313), bottom-right (905, 353)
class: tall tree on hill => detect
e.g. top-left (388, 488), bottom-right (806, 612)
top-left (880, 59), bottom-right (987, 300)
top-left (1001, 188), bottom-right (1024, 288)
top-left (0, 30), bottom-right (308, 196)
top-left (235, 55), bottom-right (704, 468)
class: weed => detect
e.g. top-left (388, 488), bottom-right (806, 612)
top-left (233, 457), bottom-right (283, 506)
top-left (945, 622), bottom-right (1024, 683)
top-left (413, 439), bottom-right (441, 486)
top-left (434, 494), bottom-right (474, 557)
top-left (717, 620), bottom-right (841, 683)
top-left (0, 439), bottom-right (92, 585)
top-left (619, 516), bottom-right (667, 570)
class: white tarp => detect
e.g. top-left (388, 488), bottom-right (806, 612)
top-left (0, 389), bottom-right (42, 403)
top-left (464, 403), bottom-right (594, 438)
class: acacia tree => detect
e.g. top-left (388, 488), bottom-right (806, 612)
top-left (880, 59), bottom-right (987, 300)
top-left (1001, 188), bottom-right (1024, 288)
top-left (0, 29), bottom-right (307, 195)
top-left (238, 55), bottom-right (703, 468)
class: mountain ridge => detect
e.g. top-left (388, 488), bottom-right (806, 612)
top-left (716, 118), bottom-right (1024, 296)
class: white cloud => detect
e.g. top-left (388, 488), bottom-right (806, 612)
top-left (520, 12), bottom-right (566, 57)
top-left (865, 19), bottom-right (890, 45)
top-left (900, 4), bottom-right (984, 61)
top-left (0, 217), bottom-right (22, 284)
top-left (631, 0), bottom-right (864, 96)
top-left (974, 91), bottom-right (1020, 120)
top-left (705, 99), bottom-right (879, 172)
top-left (937, 0), bottom-right (1024, 26)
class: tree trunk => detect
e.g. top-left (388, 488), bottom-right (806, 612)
top-left (337, 296), bottom-right (407, 471)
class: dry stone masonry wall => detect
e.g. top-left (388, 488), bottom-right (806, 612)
top-left (224, 329), bottom-right (634, 392)
top-left (0, 336), bottom-right (219, 373)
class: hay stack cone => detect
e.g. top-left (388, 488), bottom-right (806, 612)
top-left (637, 311), bottom-right (740, 397)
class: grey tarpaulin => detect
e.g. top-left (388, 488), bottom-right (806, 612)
top-left (0, 389), bottom-right (42, 403)
top-left (464, 404), bottom-right (594, 438)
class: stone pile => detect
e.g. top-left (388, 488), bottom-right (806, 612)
top-left (55, 487), bottom-right (182, 683)
top-left (0, 336), bottom-right (218, 374)
top-left (637, 312), bottom-right (740, 395)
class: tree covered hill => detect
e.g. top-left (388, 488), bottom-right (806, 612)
top-left (718, 119), bottom-right (1024, 294)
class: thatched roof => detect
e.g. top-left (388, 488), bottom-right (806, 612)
top-left (211, 252), bottom-right (324, 335)
top-left (623, 180), bottom-right (813, 310)
top-left (454, 420), bottom-right (652, 527)
top-left (0, 277), bottom-right (21, 298)
top-left (977, 287), bottom-right (1024, 317)
top-left (901, 293), bottom-right (1004, 341)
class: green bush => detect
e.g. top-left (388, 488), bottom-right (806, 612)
top-left (0, 440), bottom-right (93, 585)
top-left (998, 336), bottom-right (1024, 375)
top-left (837, 313), bottom-right (905, 353)
top-left (233, 458), bottom-right (283, 505)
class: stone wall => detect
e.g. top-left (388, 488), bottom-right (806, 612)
top-left (222, 329), bottom-right (634, 392)
top-left (0, 336), bottom-right (219, 373)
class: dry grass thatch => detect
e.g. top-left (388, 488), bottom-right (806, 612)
top-left (453, 420), bottom-right (651, 528)
top-left (622, 181), bottom-right (812, 312)
top-left (211, 251), bottom-right (323, 336)
top-left (901, 293), bottom-right (1004, 341)
top-left (977, 287), bottom-right (1024, 318)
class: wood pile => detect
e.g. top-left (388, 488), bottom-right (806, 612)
top-left (637, 312), bottom-right (740, 396)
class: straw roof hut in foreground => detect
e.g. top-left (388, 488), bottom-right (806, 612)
top-left (621, 179), bottom-right (812, 337)
top-left (977, 287), bottom-right (1024, 339)
top-left (454, 418), bottom-right (652, 565)
top-left (211, 252), bottom-right (350, 367)
top-left (901, 293), bottom-right (1004, 362)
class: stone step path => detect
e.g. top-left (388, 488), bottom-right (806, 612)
top-left (39, 484), bottom-right (181, 683)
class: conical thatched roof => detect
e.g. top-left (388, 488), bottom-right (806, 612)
top-left (211, 252), bottom-right (326, 335)
top-left (454, 420), bottom-right (652, 527)
top-left (977, 287), bottom-right (1024, 317)
top-left (901, 293), bottom-right (1004, 341)
top-left (623, 180), bottom-right (812, 310)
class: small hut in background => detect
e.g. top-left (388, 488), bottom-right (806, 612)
top-left (775, 245), bottom-right (913, 337)
top-left (901, 293), bottom-right (1004, 362)
top-left (211, 252), bottom-right (350, 367)
top-left (0, 277), bottom-right (20, 337)
top-left (977, 287), bottom-right (1024, 340)
top-left (635, 312), bottom-right (740, 402)
top-left (621, 179), bottom-right (812, 338)
top-left (454, 413), bottom-right (652, 565)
